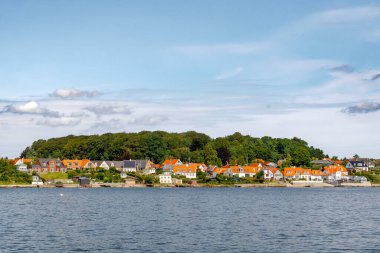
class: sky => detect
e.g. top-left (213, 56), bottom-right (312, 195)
top-left (0, 0), bottom-right (380, 158)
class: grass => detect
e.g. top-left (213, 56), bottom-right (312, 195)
top-left (40, 172), bottom-right (68, 180)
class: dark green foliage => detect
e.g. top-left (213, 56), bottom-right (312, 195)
top-left (0, 158), bottom-right (32, 184)
top-left (216, 147), bottom-right (231, 165)
top-left (21, 131), bottom-right (325, 167)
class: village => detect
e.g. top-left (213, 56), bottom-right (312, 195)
top-left (10, 156), bottom-right (377, 188)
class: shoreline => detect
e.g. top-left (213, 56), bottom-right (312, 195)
top-left (0, 182), bottom-right (375, 188)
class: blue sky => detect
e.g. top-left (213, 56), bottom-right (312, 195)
top-left (1, 0), bottom-right (380, 158)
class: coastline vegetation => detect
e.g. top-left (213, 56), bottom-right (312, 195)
top-left (0, 158), bottom-right (32, 184)
top-left (20, 131), bottom-right (325, 167)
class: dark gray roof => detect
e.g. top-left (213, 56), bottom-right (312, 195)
top-left (348, 161), bottom-right (368, 167)
top-left (311, 160), bottom-right (332, 165)
top-left (124, 160), bottom-right (136, 168)
top-left (123, 160), bottom-right (149, 170)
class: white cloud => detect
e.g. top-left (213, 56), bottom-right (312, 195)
top-left (310, 6), bottom-right (380, 24)
top-left (35, 117), bottom-right (81, 127)
top-left (128, 115), bottom-right (168, 125)
top-left (85, 104), bottom-right (132, 115)
top-left (2, 101), bottom-right (61, 117)
top-left (296, 68), bottom-right (380, 105)
top-left (51, 88), bottom-right (99, 99)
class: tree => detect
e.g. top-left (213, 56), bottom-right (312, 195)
top-left (204, 143), bottom-right (222, 166)
top-left (216, 147), bottom-right (231, 165)
top-left (291, 146), bottom-right (311, 166)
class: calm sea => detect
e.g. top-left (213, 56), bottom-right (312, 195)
top-left (1, 187), bottom-right (380, 252)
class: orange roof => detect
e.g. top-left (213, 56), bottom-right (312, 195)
top-left (14, 158), bottom-right (33, 165)
top-left (62, 159), bottom-right (90, 168)
top-left (249, 163), bottom-right (263, 168)
top-left (230, 165), bottom-right (260, 174)
top-left (268, 168), bottom-right (279, 174)
top-left (283, 167), bottom-right (305, 177)
top-left (311, 170), bottom-right (323, 176)
top-left (323, 165), bottom-right (347, 175)
top-left (172, 164), bottom-right (197, 173)
top-left (163, 159), bottom-right (180, 165)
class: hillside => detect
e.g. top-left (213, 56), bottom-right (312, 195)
top-left (20, 131), bottom-right (326, 166)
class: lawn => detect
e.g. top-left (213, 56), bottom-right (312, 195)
top-left (40, 172), bottom-right (68, 180)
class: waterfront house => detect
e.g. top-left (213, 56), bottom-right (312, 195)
top-left (163, 158), bottom-right (182, 172)
top-left (310, 170), bottom-right (323, 181)
top-left (283, 167), bottom-right (319, 181)
top-left (346, 160), bottom-right (369, 172)
top-left (32, 159), bottom-right (66, 173)
top-left (96, 161), bottom-right (124, 170)
top-left (230, 165), bottom-right (260, 177)
top-left (62, 159), bottom-right (90, 170)
top-left (172, 164), bottom-right (197, 179)
top-left (322, 165), bottom-right (348, 181)
top-left (263, 168), bottom-right (283, 181)
top-left (123, 160), bottom-right (138, 172)
top-left (159, 172), bottom-right (172, 184)
top-left (249, 163), bottom-right (263, 171)
top-left (122, 159), bottom-right (154, 174)
top-left (16, 162), bottom-right (28, 173)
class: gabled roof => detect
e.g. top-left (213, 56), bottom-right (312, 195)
top-left (173, 164), bottom-right (197, 173)
top-left (38, 158), bottom-right (65, 167)
top-left (62, 159), bottom-right (90, 168)
top-left (323, 165), bottom-right (348, 175)
top-left (347, 161), bottom-right (368, 167)
top-left (163, 158), bottom-right (181, 166)
top-left (14, 158), bottom-right (33, 165)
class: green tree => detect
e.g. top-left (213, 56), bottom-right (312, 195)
top-left (204, 143), bottom-right (222, 166)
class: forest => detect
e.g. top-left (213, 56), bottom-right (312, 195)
top-left (20, 131), bottom-right (326, 167)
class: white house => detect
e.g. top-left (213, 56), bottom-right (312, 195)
top-left (346, 161), bottom-right (369, 172)
top-left (159, 172), bottom-right (172, 184)
top-left (172, 164), bottom-right (197, 179)
top-left (263, 168), bottom-right (283, 181)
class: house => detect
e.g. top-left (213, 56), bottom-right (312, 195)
top-left (32, 159), bottom-right (66, 173)
top-left (322, 165), bottom-right (348, 181)
top-left (189, 163), bottom-right (207, 172)
top-left (14, 158), bottom-right (33, 165)
top-left (263, 168), bottom-right (283, 181)
top-left (163, 158), bottom-right (182, 172)
top-left (230, 165), bottom-right (260, 177)
top-left (249, 163), bottom-right (263, 171)
top-left (16, 162), bottom-right (28, 173)
top-left (283, 167), bottom-right (315, 181)
top-left (172, 164), bottom-right (197, 179)
top-left (310, 170), bottom-right (323, 181)
top-left (207, 166), bottom-right (221, 178)
top-left (123, 160), bottom-right (138, 172)
top-left (346, 161), bottom-right (368, 172)
top-left (62, 159), bottom-right (90, 170)
top-left (159, 172), bottom-right (172, 184)
top-left (32, 175), bottom-right (43, 186)
top-left (122, 160), bottom-right (154, 174)
top-left (96, 161), bottom-right (124, 170)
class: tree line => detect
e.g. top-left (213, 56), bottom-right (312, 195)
top-left (21, 131), bottom-right (326, 167)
